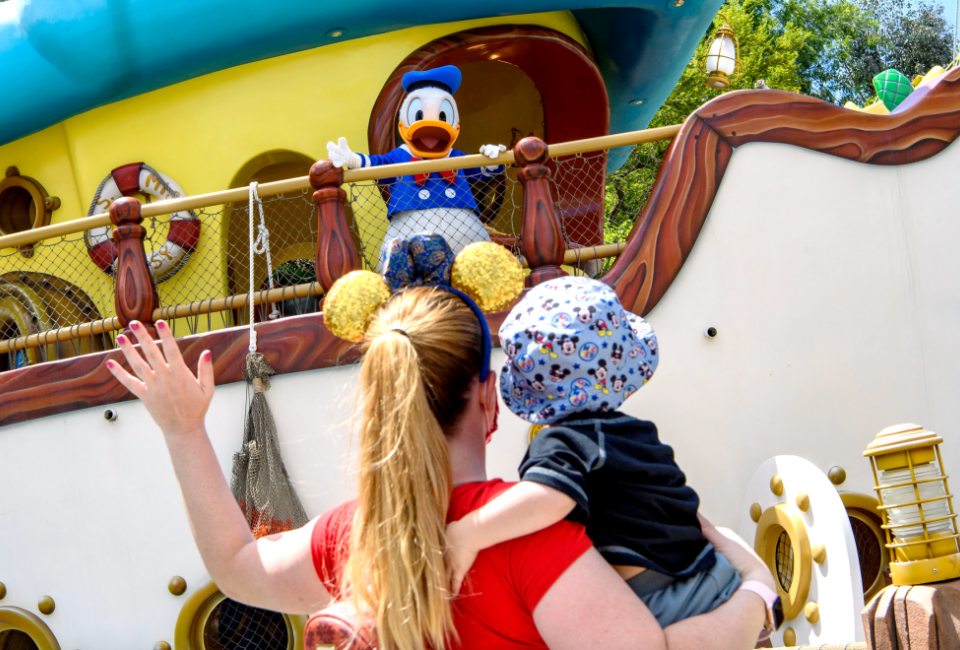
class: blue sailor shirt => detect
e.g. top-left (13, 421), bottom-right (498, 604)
top-left (357, 145), bottom-right (503, 218)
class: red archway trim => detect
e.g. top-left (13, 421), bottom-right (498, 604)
top-left (603, 66), bottom-right (960, 316)
top-left (368, 24), bottom-right (609, 154)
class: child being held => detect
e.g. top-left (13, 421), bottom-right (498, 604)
top-left (447, 277), bottom-right (742, 627)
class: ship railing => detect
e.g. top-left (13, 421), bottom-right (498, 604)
top-left (0, 125), bottom-right (680, 367)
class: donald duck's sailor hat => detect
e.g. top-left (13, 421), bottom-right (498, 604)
top-left (402, 65), bottom-right (462, 94)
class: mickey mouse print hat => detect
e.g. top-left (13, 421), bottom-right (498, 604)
top-left (499, 276), bottom-right (659, 425)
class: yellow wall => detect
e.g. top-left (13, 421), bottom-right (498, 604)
top-left (0, 11), bottom-right (587, 332)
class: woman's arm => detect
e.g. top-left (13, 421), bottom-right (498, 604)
top-left (534, 539), bottom-right (767, 650)
top-left (107, 320), bottom-right (331, 614)
top-left (447, 482), bottom-right (575, 593)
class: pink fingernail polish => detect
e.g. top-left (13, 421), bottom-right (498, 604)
top-left (157, 321), bottom-right (166, 330)
top-left (131, 322), bottom-right (140, 330)
top-left (105, 360), bottom-right (115, 369)
top-left (116, 335), bottom-right (127, 345)
top-left (201, 350), bottom-right (211, 361)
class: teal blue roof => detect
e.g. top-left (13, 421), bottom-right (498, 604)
top-left (0, 0), bottom-right (722, 146)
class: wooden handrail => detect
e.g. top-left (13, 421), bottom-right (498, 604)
top-left (0, 242), bottom-right (628, 356)
top-left (0, 124), bottom-right (681, 252)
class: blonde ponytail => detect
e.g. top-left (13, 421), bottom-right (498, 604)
top-left (344, 288), bottom-right (484, 650)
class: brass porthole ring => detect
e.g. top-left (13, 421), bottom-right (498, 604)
top-left (0, 606), bottom-right (61, 650)
top-left (754, 504), bottom-right (812, 620)
top-left (173, 579), bottom-right (305, 650)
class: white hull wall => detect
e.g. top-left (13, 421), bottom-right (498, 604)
top-left (4, 136), bottom-right (960, 645)
top-left (621, 137), bottom-right (960, 523)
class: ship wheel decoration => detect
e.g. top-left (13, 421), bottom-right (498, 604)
top-left (740, 456), bottom-right (866, 646)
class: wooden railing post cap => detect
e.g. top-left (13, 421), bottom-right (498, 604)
top-left (109, 196), bottom-right (143, 225)
top-left (514, 137), bottom-right (550, 166)
top-left (310, 160), bottom-right (344, 189)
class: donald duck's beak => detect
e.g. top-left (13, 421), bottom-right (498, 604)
top-left (399, 120), bottom-right (460, 158)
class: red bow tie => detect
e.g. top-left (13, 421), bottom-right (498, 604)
top-left (410, 156), bottom-right (457, 186)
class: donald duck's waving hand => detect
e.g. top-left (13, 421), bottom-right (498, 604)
top-left (327, 65), bottom-right (507, 268)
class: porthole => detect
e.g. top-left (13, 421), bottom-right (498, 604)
top-left (0, 607), bottom-right (60, 650)
top-left (774, 530), bottom-right (795, 592)
top-left (175, 581), bottom-right (304, 650)
top-left (840, 492), bottom-right (890, 601)
top-left (755, 504), bottom-right (811, 620)
top-left (0, 167), bottom-right (60, 258)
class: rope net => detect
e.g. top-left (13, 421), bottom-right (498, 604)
top-left (0, 141), bottom-right (669, 369)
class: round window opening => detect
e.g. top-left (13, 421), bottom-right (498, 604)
top-left (202, 599), bottom-right (288, 650)
top-left (850, 515), bottom-right (881, 591)
top-left (0, 186), bottom-right (35, 235)
top-left (0, 629), bottom-right (40, 650)
top-left (775, 529), bottom-right (795, 592)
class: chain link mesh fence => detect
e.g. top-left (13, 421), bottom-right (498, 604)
top-left (0, 140), bottom-right (672, 370)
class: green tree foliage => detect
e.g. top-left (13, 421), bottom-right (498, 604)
top-left (601, 0), bottom-right (955, 255)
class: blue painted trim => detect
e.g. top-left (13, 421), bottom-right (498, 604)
top-left (0, 0), bottom-right (720, 147)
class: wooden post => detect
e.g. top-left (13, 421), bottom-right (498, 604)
top-left (110, 197), bottom-right (159, 336)
top-left (310, 160), bottom-right (361, 292)
top-left (514, 137), bottom-right (567, 287)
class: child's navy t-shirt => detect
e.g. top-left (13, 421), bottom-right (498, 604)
top-left (519, 410), bottom-right (714, 577)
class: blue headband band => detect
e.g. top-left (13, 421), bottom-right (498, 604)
top-left (433, 285), bottom-right (492, 382)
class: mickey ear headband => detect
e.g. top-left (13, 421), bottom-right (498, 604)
top-left (323, 234), bottom-right (525, 381)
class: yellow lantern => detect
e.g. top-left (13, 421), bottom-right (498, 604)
top-left (699, 14), bottom-right (741, 90)
top-left (864, 423), bottom-right (960, 585)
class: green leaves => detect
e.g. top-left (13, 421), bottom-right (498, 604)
top-left (598, 0), bottom-right (955, 265)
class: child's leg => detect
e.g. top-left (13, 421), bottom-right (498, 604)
top-left (626, 550), bottom-right (741, 627)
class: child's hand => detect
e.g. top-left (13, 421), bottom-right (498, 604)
top-left (446, 519), bottom-right (480, 595)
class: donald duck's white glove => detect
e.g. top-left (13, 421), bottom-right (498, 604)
top-left (327, 137), bottom-right (363, 170)
top-left (479, 144), bottom-right (507, 172)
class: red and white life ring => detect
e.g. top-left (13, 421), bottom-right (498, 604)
top-left (85, 162), bottom-right (200, 284)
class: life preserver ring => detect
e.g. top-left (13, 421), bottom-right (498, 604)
top-left (85, 163), bottom-right (200, 283)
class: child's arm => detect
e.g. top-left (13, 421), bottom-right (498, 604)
top-left (446, 481), bottom-right (576, 594)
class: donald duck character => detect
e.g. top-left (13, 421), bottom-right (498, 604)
top-left (326, 65), bottom-right (507, 268)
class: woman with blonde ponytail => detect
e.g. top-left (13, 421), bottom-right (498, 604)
top-left (344, 288), bottom-right (483, 650)
top-left (109, 288), bottom-right (769, 650)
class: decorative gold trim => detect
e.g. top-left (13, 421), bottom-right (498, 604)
top-left (168, 577), bottom-right (187, 596)
top-left (173, 580), bottom-right (305, 650)
top-left (0, 606), bottom-right (61, 650)
top-left (782, 627), bottom-right (796, 646)
top-left (828, 466), bottom-right (847, 486)
top-left (770, 475), bottom-right (784, 497)
top-left (812, 544), bottom-right (826, 564)
top-left (804, 601), bottom-right (819, 624)
top-left (0, 583), bottom-right (5, 600)
top-left (36, 597), bottom-right (54, 616)
top-left (796, 492), bottom-right (810, 512)
top-left (750, 502), bottom-right (762, 523)
top-left (755, 504), bottom-right (812, 620)
top-left (840, 492), bottom-right (881, 514)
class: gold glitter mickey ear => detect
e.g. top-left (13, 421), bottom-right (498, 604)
top-left (323, 270), bottom-right (392, 342)
top-left (451, 242), bottom-right (525, 313)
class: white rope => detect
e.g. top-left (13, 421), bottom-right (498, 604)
top-left (248, 182), bottom-right (279, 354)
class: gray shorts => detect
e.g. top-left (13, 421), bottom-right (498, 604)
top-left (626, 549), bottom-right (741, 627)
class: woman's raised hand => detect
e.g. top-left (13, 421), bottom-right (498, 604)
top-left (106, 320), bottom-right (215, 437)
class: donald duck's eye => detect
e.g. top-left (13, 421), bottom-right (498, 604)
top-left (407, 98), bottom-right (424, 125)
top-left (440, 99), bottom-right (454, 125)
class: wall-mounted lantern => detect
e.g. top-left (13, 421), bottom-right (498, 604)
top-left (700, 14), bottom-right (741, 90)
top-left (864, 423), bottom-right (960, 585)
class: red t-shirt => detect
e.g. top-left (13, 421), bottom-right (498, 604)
top-left (311, 479), bottom-right (592, 649)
